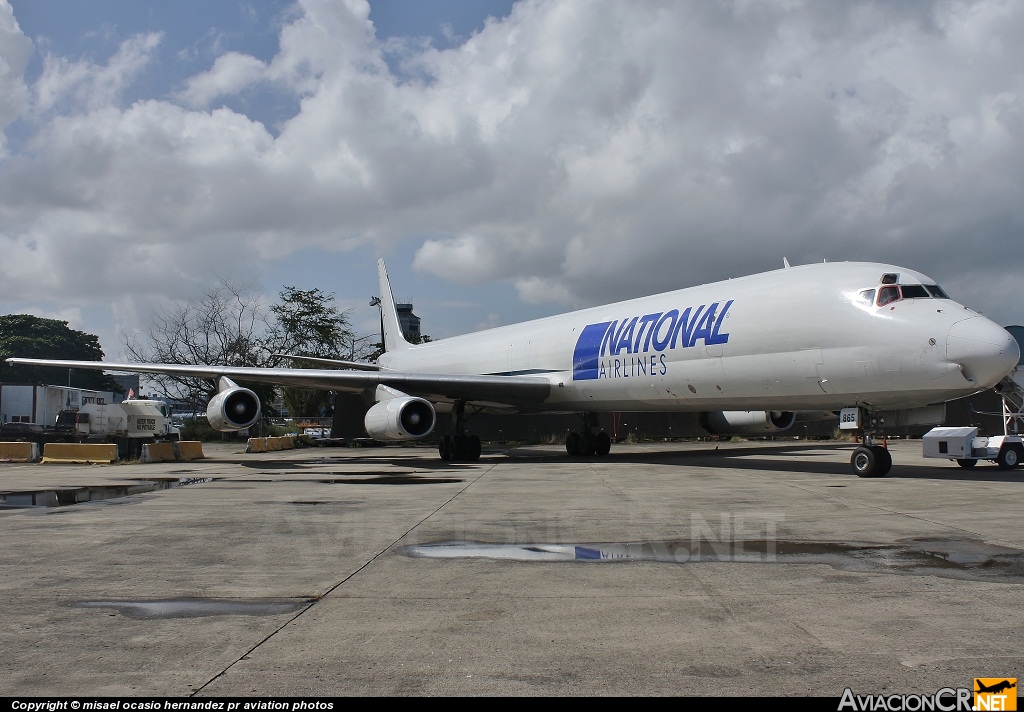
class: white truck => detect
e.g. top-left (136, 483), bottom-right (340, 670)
top-left (922, 427), bottom-right (1023, 470)
top-left (56, 398), bottom-right (180, 458)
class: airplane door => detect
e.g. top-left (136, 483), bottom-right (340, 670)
top-left (694, 298), bottom-right (729, 395)
top-left (509, 341), bottom-right (532, 376)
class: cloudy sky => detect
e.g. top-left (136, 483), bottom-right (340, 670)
top-left (1, 0), bottom-right (1022, 361)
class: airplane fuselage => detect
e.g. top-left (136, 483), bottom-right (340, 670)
top-left (379, 262), bottom-right (1016, 413)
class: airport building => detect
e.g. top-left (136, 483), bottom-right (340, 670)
top-left (395, 303), bottom-right (421, 342)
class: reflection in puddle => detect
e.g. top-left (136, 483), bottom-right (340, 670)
top-left (232, 473), bottom-right (462, 485)
top-left (77, 598), bottom-right (313, 618)
top-left (0, 478), bottom-right (214, 509)
top-left (320, 476), bottom-right (462, 485)
top-left (400, 538), bottom-right (1024, 583)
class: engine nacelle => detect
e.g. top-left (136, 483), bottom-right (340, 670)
top-left (699, 410), bottom-right (797, 435)
top-left (206, 387), bottom-right (261, 431)
top-left (364, 397), bottom-right (436, 441)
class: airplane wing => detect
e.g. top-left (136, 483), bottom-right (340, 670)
top-left (4, 358), bottom-right (552, 408)
top-left (271, 354), bottom-right (380, 371)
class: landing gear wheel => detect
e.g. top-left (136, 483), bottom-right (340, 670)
top-left (579, 431), bottom-right (596, 456)
top-left (874, 445), bottom-right (893, 476)
top-left (997, 444), bottom-right (1022, 470)
top-left (467, 434), bottom-right (481, 461)
top-left (594, 431), bottom-right (611, 456)
top-left (440, 434), bottom-right (482, 462)
top-left (851, 445), bottom-right (886, 478)
top-left (439, 435), bottom-right (453, 461)
top-left (565, 431), bottom-right (581, 456)
top-left (956, 458), bottom-right (977, 470)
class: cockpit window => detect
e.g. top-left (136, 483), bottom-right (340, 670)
top-left (880, 273), bottom-right (899, 285)
top-left (900, 284), bottom-right (929, 298)
top-left (855, 289), bottom-right (876, 307)
top-left (860, 282), bottom-right (951, 308)
top-left (877, 285), bottom-right (900, 306)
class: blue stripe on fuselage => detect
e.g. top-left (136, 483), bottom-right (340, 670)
top-left (572, 322), bottom-right (612, 381)
top-left (571, 300), bottom-right (733, 381)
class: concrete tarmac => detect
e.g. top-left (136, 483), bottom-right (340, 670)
top-left (1, 438), bottom-right (1023, 697)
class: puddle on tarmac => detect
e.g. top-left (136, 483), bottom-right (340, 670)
top-left (0, 477), bottom-right (215, 509)
top-left (76, 598), bottom-right (313, 618)
top-left (234, 475), bottom-right (462, 487)
top-left (399, 538), bottom-right (1024, 584)
top-left (318, 475), bottom-right (462, 485)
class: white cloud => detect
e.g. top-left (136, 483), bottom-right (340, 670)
top-left (513, 276), bottom-right (573, 307)
top-left (414, 235), bottom-right (499, 283)
top-left (33, 31), bottom-right (162, 113)
top-left (2, 0), bottom-right (1024, 348)
top-left (0, 0), bottom-right (33, 152)
top-left (177, 52), bottom-right (267, 108)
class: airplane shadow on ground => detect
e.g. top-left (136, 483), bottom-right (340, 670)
top-left (242, 442), bottom-right (1024, 484)
top-left (499, 442), bottom-right (1024, 483)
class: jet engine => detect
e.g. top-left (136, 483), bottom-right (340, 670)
top-left (364, 396), bottom-right (436, 441)
top-left (699, 410), bottom-right (797, 436)
top-left (206, 385), bottom-right (261, 431)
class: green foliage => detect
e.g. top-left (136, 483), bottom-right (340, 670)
top-left (271, 286), bottom-right (353, 358)
top-left (0, 314), bottom-right (121, 392)
top-left (178, 417), bottom-right (259, 443)
top-left (179, 417), bottom-right (307, 442)
top-left (272, 286), bottom-right (356, 419)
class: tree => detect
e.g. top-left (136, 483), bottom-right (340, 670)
top-left (271, 286), bottom-right (364, 419)
top-left (0, 315), bottom-right (121, 392)
top-left (124, 278), bottom-right (282, 415)
top-left (271, 287), bottom-right (353, 358)
top-left (125, 280), bottom-right (372, 421)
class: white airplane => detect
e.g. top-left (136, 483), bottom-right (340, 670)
top-left (7, 259), bottom-right (1021, 477)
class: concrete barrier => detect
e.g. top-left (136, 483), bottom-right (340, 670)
top-left (245, 436), bottom-right (300, 453)
top-left (175, 441), bottom-right (205, 460)
top-left (141, 441), bottom-right (177, 463)
top-left (246, 437), bottom-right (267, 453)
top-left (42, 443), bottom-right (117, 464)
top-left (0, 442), bottom-right (41, 463)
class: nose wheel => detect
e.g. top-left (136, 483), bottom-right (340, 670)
top-left (851, 444), bottom-right (892, 477)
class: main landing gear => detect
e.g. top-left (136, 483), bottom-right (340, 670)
top-left (565, 412), bottom-right (612, 457)
top-left (438, 400), bottom-right (481, 462)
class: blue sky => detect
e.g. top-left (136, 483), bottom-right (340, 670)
top-left (1, 0), bottom-right (1023, 361)
top-left (10, 1), bottom-right (515, 131)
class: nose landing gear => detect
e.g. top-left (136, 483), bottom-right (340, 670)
top-left (851, 440), bottom-right (892, 478)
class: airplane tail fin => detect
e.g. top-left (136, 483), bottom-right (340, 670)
top-left (377, 259), bottom-right (412, 352)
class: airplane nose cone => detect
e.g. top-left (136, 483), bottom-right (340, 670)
top-left (946, 317), bottom-right (1020, 388)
